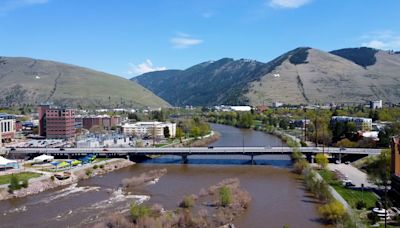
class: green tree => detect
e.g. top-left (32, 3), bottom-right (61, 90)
top-left (163, 126), bottom-right (170, 138)
top-left (237, 112), bottom-right (253, 128)
top-left (176, 127), bottom-right (184, 142)
top-left (367, 149), bottom-right (391, 189)
top-left (315, 154), bottom-right (328, 169)
top-left (190, 126), bottom-right (201, 138)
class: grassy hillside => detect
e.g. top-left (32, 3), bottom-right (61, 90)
top-left (0, 57), bottom-right (169, 108)
top-left (134, 47), bottom-right (400, 106)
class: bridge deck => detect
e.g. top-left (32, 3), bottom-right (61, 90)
top-left (6, 147), bottom-right (382, 156)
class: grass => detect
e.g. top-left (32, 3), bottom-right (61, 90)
top-left (318, 169), bottom-right (378, 209)
top-left (0, 172), bottom-right (42, 185)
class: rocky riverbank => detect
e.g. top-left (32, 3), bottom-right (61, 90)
top-left (0, 159), bottom-right (134, 201)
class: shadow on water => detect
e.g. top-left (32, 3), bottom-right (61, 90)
top-left (139, 155), bottom-right (292, 167)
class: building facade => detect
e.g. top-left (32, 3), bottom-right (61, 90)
top-left (38, 105), bottom-right (75, 139)
top-left (391, 137), bottom-right (400, 202)
top-left (122, 121), bottom-right (176, 138)
top-left (0, 113), bottom-right (16, 143)
top-left (331, 116), bottom-right (372, 131)
top-left (80, 115), bottom-right (121, 130)
top-left (370, 100), bottom-right (383, 109)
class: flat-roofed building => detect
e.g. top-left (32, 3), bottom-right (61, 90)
top-left (331, 116), bottom-right (372, 131)
top-left (122, 121), bottom-right (176, 138)
top-left (0, 113), bottom-right (16, 143)
top-left (38, 105), bottom-right (75, 139)
top-left (391, 137), bottom-right (400, 202)
top-left (79, 115), bottom-right (121, 130)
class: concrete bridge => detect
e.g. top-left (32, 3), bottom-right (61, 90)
top-left (6, 146), bottom-right (382, 164)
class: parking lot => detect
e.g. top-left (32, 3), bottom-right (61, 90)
top-left (326, 163), bottom-right (375, 188)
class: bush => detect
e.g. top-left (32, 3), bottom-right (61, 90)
top-left (179, 195), bottom-right (195, 208)
top-left (293, 159), bottom-right (309, 174)
top-left (315, 154), bottom-right (328, 169)
top-left (50, 176), bottom-right (55, 181)
top-left (367, 212), bottom-right (380, 224)
top-left (130, 202), bottom-right (151, 222)
top-left (99, 164), bottom-right (104, 169)
top-left (356, 200), bottom-right (367, 209)
top-left (318, 201), bottom-right (346, 224)
top-left (93, 165), bottom-right (98, 169)
top-left (85, 170), bottom-right (92, 176)
top-left (21, 179), bottom-right (29, 188)
top-left (8, 174), bottom-right (21, 192)
top-left (219, 186), bottom-right (232, 207)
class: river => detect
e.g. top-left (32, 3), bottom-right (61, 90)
top-left (0, 124), bottom-right (324, 228)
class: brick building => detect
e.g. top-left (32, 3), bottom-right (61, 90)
top-left (391, 137), bottom-right (400, 202)
top-left (79, 115), bottom-right (121, 130)
top-left (38, 105), bottom-right (75, 139)
top-left (0, 113), bottom-right (16, 143)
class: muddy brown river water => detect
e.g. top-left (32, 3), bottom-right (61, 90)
top-left (0, 124), bottom-right (325, 228)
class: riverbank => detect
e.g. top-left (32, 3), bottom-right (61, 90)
top-left (0, 158), bottom-right (134, 201)
top-left (187, 131), bottom-right (220, 147)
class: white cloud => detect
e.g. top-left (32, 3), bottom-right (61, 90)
top-left (170, 33), bottom-right (203, 49)
top-left (361, 30), bottom-right (400, 50)
top-left (0, 0), bottom-right (49, 14)
top-left (128, 59), bottom-right (167, 75)
top-left (268, 0), bottom-right (311, 8)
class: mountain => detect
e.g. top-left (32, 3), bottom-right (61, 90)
top-left (0, 57), bottom-right (170, 108)
top-left (134, 47), bottom-right (400, 106)
top-left (134, 58), bottom-right (266, 106)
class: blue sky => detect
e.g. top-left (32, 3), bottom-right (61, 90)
top-left (0, 0), bottom-right (399, 78)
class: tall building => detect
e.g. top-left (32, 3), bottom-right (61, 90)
top-left (391, 137), bottom-right (400, 201)
top-left (38, 104), bottom-right (50, 137)
top-left (38, 105), bottom-right (75, 139)
top-left (0, 113), bottom-right (16, 143)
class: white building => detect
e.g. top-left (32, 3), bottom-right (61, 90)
top-left (331, 116), bottom-right (372, 131)
top-left (229, 106), bottom-right (252, 112)
top-left (122, 121), bottom-right (176, 138)
top-left (370, 100), bottom-right (383, 109)
top-left (272, 102), bottom-right (283, 108)
top-left (214, 105), bottom-right (252, 112)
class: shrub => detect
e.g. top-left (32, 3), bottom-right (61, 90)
top-left (93, 165), bottom-right (98, 169)
top-left (50, 176), bottom-right (55, 181)
top-left (130, 202), bottom-right (151, 222)
top-left (179, 195), bottom-right (195, 208)
top-left (318, 201), bottom-right (346, 224)
top-left (8, 174), bottom-right (21, 192)
top-left (21, 179), bottom-right (29, 188)
top-left (99, 164), bottom-right (104, 169)
top-left (356, 200), bottom-right (366, 209)
top-left (293, 159), bottom-right (308, 174)
top-left (367, 212), bottom-right (380, 224)
top-left (315, 154), bottom-right (329, 169)
top-left (219, 186), bottom-right (232, 207)
top-left (85, 170), bottom-right (92, 176)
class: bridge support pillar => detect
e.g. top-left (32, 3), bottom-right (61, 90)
top-left (182, 154), bottom-right (188, 164)
top-left (306, 153), bottom-right (313, 163)
top-left (338, 153), bottom-right (342, 163)
top-left (251, 155), bottom-right (255, 165)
